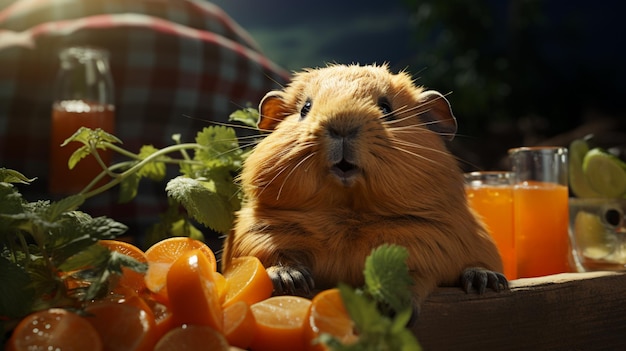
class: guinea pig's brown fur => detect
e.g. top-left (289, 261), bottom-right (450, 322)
top-left (222, 64), bottom-right (504, 305)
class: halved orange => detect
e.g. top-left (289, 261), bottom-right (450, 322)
top-left (304, 288), bottom-right (358, 351)
top-left (6, 308), bottom-right (103, 351)
top-left (166, 249), bottom-right (223, 331)
top-left (99, 240), bottom-right (148, 293)
top-left (144, 237), bottom-right (216, 303)
top-left (84, 300), bottom-right (158, 351)
top-left (222, 256), bottom-right (273, 308)
top-left (249, 295), bottom-right (312, 351)
top-left (223, 300), bottom-right (257, 349)
top-left (154, 325), bottom-right (229, 351)
top-left (91, 286), bottom-right (175, 345)
top-left (142, 295), bottom-right (174, 342)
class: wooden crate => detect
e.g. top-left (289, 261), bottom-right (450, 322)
top-left (413, 272), bottom-right (626, 351)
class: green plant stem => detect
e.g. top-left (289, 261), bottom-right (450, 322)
top-left (78, 142), bottom-right (206, 200)
top-left (171, 134), bottom-right (193, 162)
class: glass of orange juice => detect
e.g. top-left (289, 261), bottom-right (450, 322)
top-left (465, 171), bottom-right (516, 280)
top-left (509, 146), bottom-right (570, 278)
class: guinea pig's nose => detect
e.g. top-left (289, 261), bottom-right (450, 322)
top-left (327, 125), bottom-right (359, 140)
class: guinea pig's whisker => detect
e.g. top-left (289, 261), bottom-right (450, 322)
top-left (256, 112), bottom-right (291, 131)
top-left (276, 151), bottom-right (317, 200)
top-left (204, 141), bottom-right (253, 161)
top-left (385, 125), bottom-right (422, 133)
top-left (390, 144), bottom-right (440, 165)
top-left (213, 248), bottom-right (224, 264)
top-left (386, 122), bottom-right (445, 134)
top-left (380, 104), bottom-right (435, 126)
top-left (198, 118), bottom-right (262, 133)
top-left (236, 133), bottom-right (266, 142)
top-left (414, 117), bottom-right (455, 129)
top-left (392, 139), bottom-right (454, 159)
top-left (237, 138), bottom-right (264, 151)
top-left (256, 163), bottom-right (288, 196)
top-left (255, 142), bottom-right (315, 198)
top-left (381, 112), bottom-right (417, 126)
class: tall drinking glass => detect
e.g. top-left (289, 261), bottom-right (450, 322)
top-left (509, 146), bottom-right (570, 277)
top-left (465, 171), bottom-right (516, 279)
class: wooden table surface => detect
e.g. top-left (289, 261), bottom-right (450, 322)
top-left (413, 271), bottom-right (626, 351)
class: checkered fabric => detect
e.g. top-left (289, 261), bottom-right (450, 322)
top-left (0, 0), bottom-right (290, 243)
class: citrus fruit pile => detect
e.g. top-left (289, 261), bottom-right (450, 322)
top-left (6, 237), bottom-right (357, 351)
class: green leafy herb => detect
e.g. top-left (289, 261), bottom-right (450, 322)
top-left (0, 180), bottom-right (144, 324)
top-left (2, 108), bottom-right (258, 329)
top-left (0, 255), bottom-right (35, 319)
top-left (228, 106), bottom-right (260, 128)
top-left (363, 244), bottom-right (414, 314)
top-left (321, 245), bottom-right (422, 351)
top-left (0, 168), bottom-right (36, 184)
top-left (165, 177), bottom-right (235, 234)
top-left (64, 128), bottom-right (122, 170)
top-left (57, 113), bottom-right (253, 236)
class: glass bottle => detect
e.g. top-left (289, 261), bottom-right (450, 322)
top-left (49, 46), bottom-right (116, 195)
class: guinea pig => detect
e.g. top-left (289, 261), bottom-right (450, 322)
top-left (222, 63), bottom-right (506, 306)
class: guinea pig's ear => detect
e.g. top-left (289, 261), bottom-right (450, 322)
top-left (418, 91), bottom-right (458, 141)
top-left (258, 91), bottom-right (289, 131)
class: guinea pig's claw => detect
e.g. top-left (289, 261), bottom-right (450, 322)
top-left (461, 267), bottom-right (508, 294)
top-left (266, 264), bottom-right (315, 297)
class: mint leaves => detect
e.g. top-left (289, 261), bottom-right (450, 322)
top-left (323, 244), bottom-right (422, 351)
top-left (0, 112), bottom-right (255, 325)
top-left (0, 173), bottom-right (137, 321)
top-left (363, 244), bottom-right (414, 314)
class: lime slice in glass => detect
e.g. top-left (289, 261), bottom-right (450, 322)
top-left (574, 210), bottom-right (610, 258)
top-left (569, 139), bottom-right (602, 198)
top-left (582, 148), bottom-right (626, 198)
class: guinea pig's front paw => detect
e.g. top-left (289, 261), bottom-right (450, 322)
top-left (266, 264), bottom-right (315, 297)
top-left (460, 267), bottom-right (508, 294)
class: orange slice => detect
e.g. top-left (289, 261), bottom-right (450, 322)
top-left (222, 256), bottom-right (273, 308)
top-left (304, 288), bottom-right (358, 350)
top-left (6, 308), bottom-right (103, 351)
top-left (142, 295), bottom-right (174, 341)
top-left (144, 237), bottom-right (216, 303)
top-left (223, 300), bottom-right (257, 349)
top-left (166, 249), bottom-right (223, 331)
top-left (154, 325), bottom-right (229, 351)
top-left (99, 240), bottom-right (148, 293)
top-left (212, 271), bottom-right (228, 303)
top-left (84, 301), bottom-right (158, 351)
top-left (249, 295), bottom-right (312, 351)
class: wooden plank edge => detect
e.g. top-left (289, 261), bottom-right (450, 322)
top-left (412, 271), bottom-right (626, 351)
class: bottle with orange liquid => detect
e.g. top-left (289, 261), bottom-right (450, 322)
top-left (49, 47), bottom-right (115, 195)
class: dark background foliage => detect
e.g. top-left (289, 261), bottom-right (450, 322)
top-left (214, 0), bottom-right (626, 170)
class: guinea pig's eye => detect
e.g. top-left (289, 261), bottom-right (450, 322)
top-left (300, 99), bottom-right (312, 119)
top-left (378, 97), bottom-right (394, 120)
